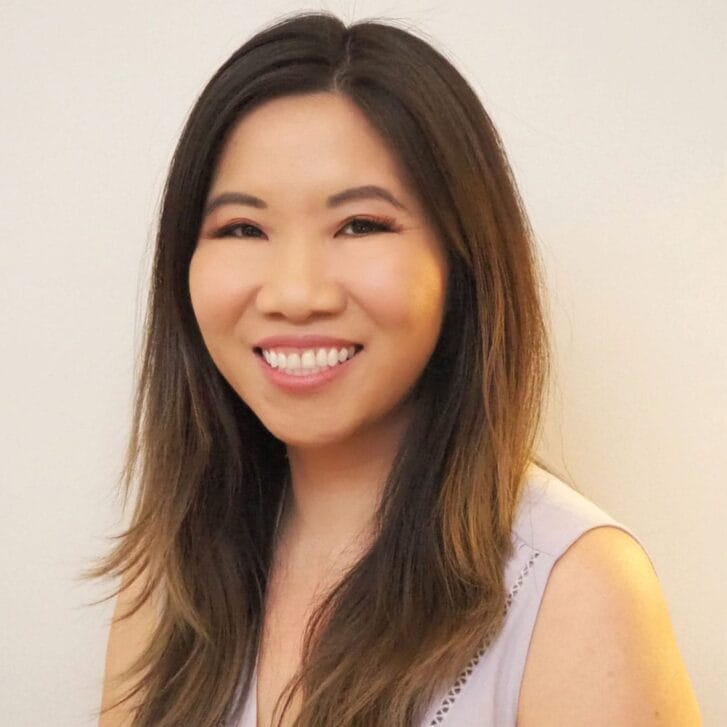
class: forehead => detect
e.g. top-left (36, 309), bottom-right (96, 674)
top-left (209, 92), bottom-right (415, 211)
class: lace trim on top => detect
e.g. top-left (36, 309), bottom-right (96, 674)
top-left (426, 550), bottom-right (542, 725)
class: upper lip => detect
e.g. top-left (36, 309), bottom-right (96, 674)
top-left (254, 335), bottom-right (363, 350)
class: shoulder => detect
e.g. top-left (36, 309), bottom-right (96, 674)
top-left (516, 526), bottom-right (702, 726)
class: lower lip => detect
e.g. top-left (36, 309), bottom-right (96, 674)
top-left (254, 349), bottom-right (362, 393)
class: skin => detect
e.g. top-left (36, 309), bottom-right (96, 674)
top-left (189, 91), bottom-right (449, 568)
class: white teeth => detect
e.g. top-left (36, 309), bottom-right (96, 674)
top-left (262, 346), bottom-right (358, 374)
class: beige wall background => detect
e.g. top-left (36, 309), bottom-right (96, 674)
top-left (2, 1), bottom-right (724, 724)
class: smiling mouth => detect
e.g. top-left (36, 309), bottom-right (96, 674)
top-left (252, 345), bottom-right (364, 357)
top-left (252, 344), bottom-right (363, 372)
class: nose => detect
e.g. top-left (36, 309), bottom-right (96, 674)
top-left (254, 238), bottom-right (345, 321)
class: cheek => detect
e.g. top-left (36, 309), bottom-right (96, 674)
top-left (355, 251), bottom-right (447, 335)
top-left (188, 247), bottom-right (251, 333)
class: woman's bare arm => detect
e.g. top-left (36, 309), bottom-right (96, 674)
top-left (517, 526), bottom-right (702, 726)
top-left (98, 569), bottom-right (159, 727)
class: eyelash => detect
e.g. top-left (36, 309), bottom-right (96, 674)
top-left (213, 216), bottom-right (398, 239)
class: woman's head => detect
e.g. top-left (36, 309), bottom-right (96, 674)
top-left (91, 11), bottom-right (551, 727)
top-left (189, 91), bottom-right (449, 453)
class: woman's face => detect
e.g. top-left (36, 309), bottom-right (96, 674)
top-left (189, 92), bottom-right (449, 450)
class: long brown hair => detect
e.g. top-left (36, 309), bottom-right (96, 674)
top-left (85, 10), bottom-right (556, 726)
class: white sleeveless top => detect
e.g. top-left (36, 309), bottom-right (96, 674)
top-left (236, 462), bottom-right (655, 725)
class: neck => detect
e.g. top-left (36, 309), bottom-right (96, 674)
top-left (277, 400), bottom-right (413, 567)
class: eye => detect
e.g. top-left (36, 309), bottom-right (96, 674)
top-left (339, 216), bottom-right (397, 236)
top-left (215, 222), bottom-right (265, 239)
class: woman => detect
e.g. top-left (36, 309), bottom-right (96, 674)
top-left (90, 11), bottom-right (701, 726)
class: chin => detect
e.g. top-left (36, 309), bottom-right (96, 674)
top-left (256, 415), bottom-right (362, 450)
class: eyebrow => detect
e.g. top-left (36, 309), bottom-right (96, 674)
top-left (202, 184), bottom-right (408, 218)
